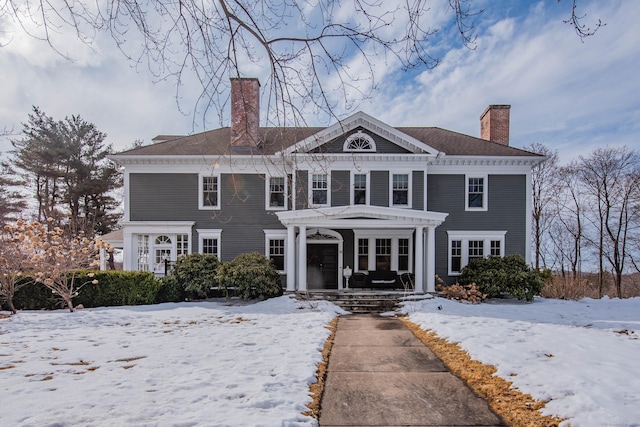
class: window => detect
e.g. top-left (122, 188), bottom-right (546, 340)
top-left (375, 238), bottom-right (392, 271)
top-left (398, 238), bottom-right (409, 271)
top-left (269, 239), bottom-right (285, 271)
top-left (176, 234), bottom-right (189, 257)
top-left (468, 240), bottom-right (484, 263)
top-left (311, 173), bottom-right (329, 206)
top-left (450, 240), bottom-right (462, 274)
top-left (198, 229), bottom-right (222, 258)
top-left (343, 130), bottom-right (376, 152)
top-left (391, 173), bottom-right (410, 207)
top-left (199, 175), bottom-right (220, 209)
top-left (447, 231), bottom-right (506, 275)
top-left (358, 238), bottom-right (369, 271)
top-left (466, 175), bottom-right (488, 211)
top-left (268, 176), bottom-right (286, 209)
top-left (353, 174), bottom-right (367, 205)
top-left (137, 235), bottom-right (150, 271)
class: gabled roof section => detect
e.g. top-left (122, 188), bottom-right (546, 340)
top-left (280, 111), bottom-right (441, 156)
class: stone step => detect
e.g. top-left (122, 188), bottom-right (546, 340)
top-left (295, 291), bottom-right (409, 313)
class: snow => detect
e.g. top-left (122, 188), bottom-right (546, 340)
top-left (0, 296), bottom-right (345, 427)
top-left (401, 297), bottom-right (640, 427)
top-left (2, 295), bottom-right (639, 426)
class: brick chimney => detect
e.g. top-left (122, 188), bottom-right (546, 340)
top-left (230, 77), bottom-right (260, 150)
top-left (480, 105), bottom-right (511, 146)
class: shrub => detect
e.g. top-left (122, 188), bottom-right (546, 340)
top-left (162, 254), bottom-right (220, 300)
top-left (215, 252), bottom-right (283, 300)
top-left (6, 271), bottom-right (162, 310)
top-left (438, 283), bottom-right (487, 303)
top-left (458, 255), bottom-right (547, 302)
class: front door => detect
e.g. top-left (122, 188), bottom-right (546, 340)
top-left (307, 244), bottom-right (338, 289)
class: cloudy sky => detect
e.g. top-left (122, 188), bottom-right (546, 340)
top-left (0, 0), bottom-right (638, 163)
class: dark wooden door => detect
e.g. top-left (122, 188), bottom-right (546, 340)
top-left (307, 244), bottom-right (338, 289)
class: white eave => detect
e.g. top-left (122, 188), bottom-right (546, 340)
top-left (276, 205), bottom-right (448, 228)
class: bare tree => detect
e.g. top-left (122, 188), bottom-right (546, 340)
top-left (579, 147), bottom-right (640, 298)
top-left (525, 143), bottom-right (559, 270)
top-left (0, 1), bottom-right (602, 126)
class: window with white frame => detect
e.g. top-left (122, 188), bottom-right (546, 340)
top-left (447, 231), bottom-right (506, 275)
top-left (354, 230), bottom-right (413, 273)
top-left (198, 229), bottom-right (222, 258)
top-left (466, 175), bottom-right (487, 211)
top-left (310, 173), bottom-right (329, 206)
top-left (264, 230), bottom-right (287, 273)
top-left (343, 130), bottom-right (376, 152)
top-left (391, 173), bottom-right (410, 207)
top-left (134, 233), bottom-right (191, 273)
top-left (353, 173), bottom-right (367, 205)
top-left (137, 235), bottom-right (150, 271)
top-left (199, 175), bottom-right (220, 209)
top-left (176, 234), bottom-right (189, 257)
top-left (267, 176), bottom-right (286, 209)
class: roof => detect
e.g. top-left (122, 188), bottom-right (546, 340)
top-left (114, 125), bottom-right (540, 158)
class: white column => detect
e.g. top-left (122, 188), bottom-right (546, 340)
top-left (286, 226), bottom-right (296, 291)
top-left (414, 226), bottom-right (424, 293)
top-left (298, 226), bottom-right (307, 291)
top-left (426, 226), bottom-right (436, 293)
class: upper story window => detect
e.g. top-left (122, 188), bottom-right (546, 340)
top-left (353, 173), bottom-right (367, 205)
top-left (391, 173), bottom-right (411, 207)
top-left (466, 175), bottom-right (488, 211)
top-left (310, 173), bottom-right (330, 206)
top-left (343, 130), bottom-right (376, 152)
top-left (199, 174), bottom-right (220, 210)
top-left (267, 176), bottom-right (287, 210)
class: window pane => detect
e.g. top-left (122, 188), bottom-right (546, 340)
top-left (375, 238), bottom-right (391, 271)
top-left (137, 235), bottom-right (149, 271)
top-left (490, 240), bottom-right (501, 256)
top-left (468, 177), bottom-right (484, 208)
top-left (468, 240), bottom-right (484, 261)
top-left (203, 176), bottom-right (218, 206)
top-left (451, 240), bottom-right (461, 273)
top-left (354, 174), bottom-right (366, 205)
top-left (269, 177), bottom-right (285, 207)
top-left (393, 174), bottom-right (409, 205)
top-left (398, 238), bottom-right (409, 271)
top-left (358, 238), bottom-right (369, 271)
top-left (202, 238), bottom-right (218, 256)
top-left (312, 174), bottom-right (328, 205)
top-left (269, 239), bottom-right (285, 270)
top-left (176, 234), bottom-right (189, 256)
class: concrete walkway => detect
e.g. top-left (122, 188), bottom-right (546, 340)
top-left (319, 314), bottom-right (505, 427)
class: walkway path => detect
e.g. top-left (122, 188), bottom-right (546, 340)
top-left (319, 314), bottom-right (505, 426)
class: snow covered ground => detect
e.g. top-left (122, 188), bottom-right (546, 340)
top-left (2, 295), bottom-right (639, 427)
top-left (402, 296), bottom-right (640, 427)
top-left (0, 296), bottom-right (344, 427)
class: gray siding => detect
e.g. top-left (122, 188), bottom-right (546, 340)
top-left (331, 170), bottom-right (350, 206)
top-left (412, 170), bottom-right (424, 210)
top-left (312, 131), bottom-right (412, 154)
top-left (428, 174), bottom-right (527, 284)
top-left (370, 171), bottom-right (389, 206)
top-left (129, 173), bottom-right (285, 262)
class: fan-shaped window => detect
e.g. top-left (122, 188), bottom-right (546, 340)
top-left (343, 131), bottom-right (376, 152)
top-left (155, 235), bottom-right (172, 245)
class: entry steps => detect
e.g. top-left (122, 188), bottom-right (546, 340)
top-left (295, 291), bottom-right (430, 313)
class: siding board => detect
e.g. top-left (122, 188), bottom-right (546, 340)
top-left (370, 171), bottom-right (389, 207)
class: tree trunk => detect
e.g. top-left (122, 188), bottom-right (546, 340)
top-left (7, 294), bottom-right (17, 315)
top-left (64, 295), bottom-right (75, 312)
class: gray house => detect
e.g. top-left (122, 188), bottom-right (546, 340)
top-left (110, 78), bottom-right (544, 293)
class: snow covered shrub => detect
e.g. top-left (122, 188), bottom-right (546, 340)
top-left (215, 252), bottom-right (283, 300)
top-left (162, 254), bottom-right (220, 300)
top-left (459, 255), bottom-right (547, 302)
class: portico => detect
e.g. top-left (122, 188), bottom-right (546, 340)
top-left (276, 206), bottom-right (448, 293)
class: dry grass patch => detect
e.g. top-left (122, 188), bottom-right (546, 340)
top-left (0, 364), bottom-right (16, 370)
top-left (303, 317), bottom-right (338, 419)
top-left (402, 318), bottom-right (564, 427)
top-left (114, 356), bottom-right (146, 363)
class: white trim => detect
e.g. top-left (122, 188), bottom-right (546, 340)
top-left (121, 221), bottom-right (194, 272)
top-left (465, 174), bottom-right (488, 212)
top-left (353, 229), bottom-right (414, 273)
top-left (446, 230), bottom-right (507, 276)
top-left (264, 229), bottom-right (287, 273)
top-left (525, 170), bottom-right (533, 264)
top-left (198, 173), bottom-right (221, 210)
top-left (350, 171), bottom-right (370, 205)
top-left (265, 175), bottom-right (288, 211)
top-left (197, 228), bottom-right (222, 258)
top-left (343, 130), bottom-right (377, 152)
top-left (303, 228), bottom-right (344, 289)
top-left (390, 171), bottom-right (412, 208)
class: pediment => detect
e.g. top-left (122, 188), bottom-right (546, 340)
top-left (279, 111), bottom-right (441, 156)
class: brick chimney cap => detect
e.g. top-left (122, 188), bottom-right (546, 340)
top-left (480, 104), bottom-right (511, 120)
top-left (230, 77), bottom-right (261, 84)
